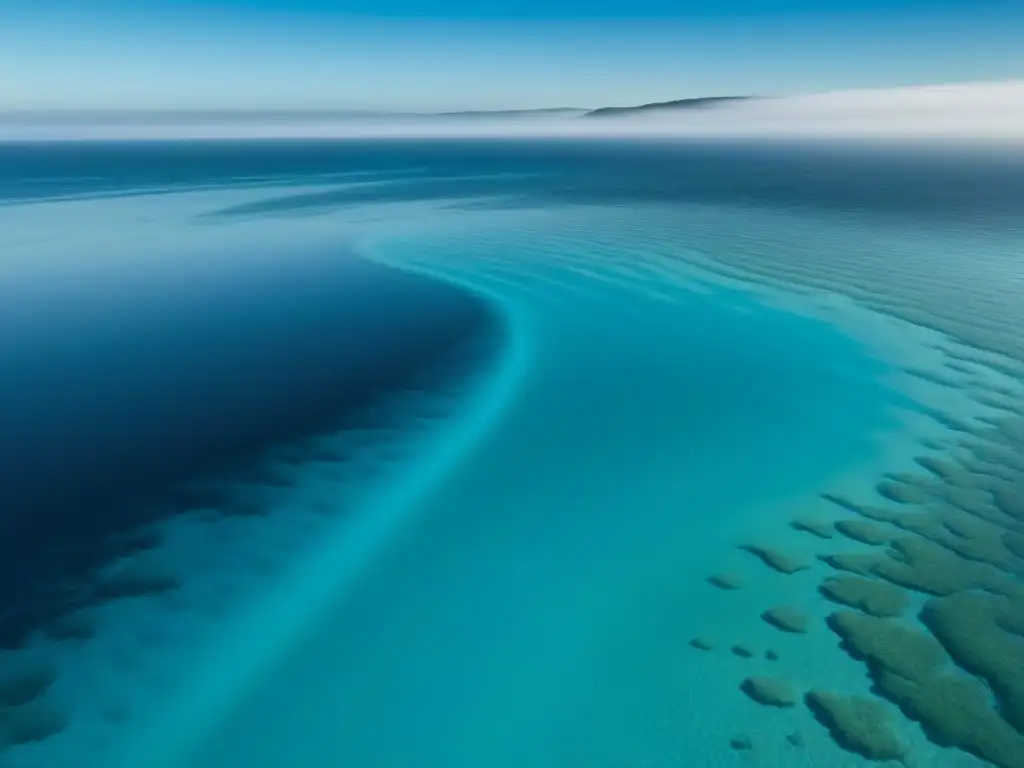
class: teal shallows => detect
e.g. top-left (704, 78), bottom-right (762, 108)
top-left (183, 222), bottom-right (900, 768)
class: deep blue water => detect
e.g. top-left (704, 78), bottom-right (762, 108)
top-left (0, 229), bottom-right (498, 650)
top-left (1, 139), bottom-right (1022, 768)
top-left (4, 139), bottom-right (1024, 221)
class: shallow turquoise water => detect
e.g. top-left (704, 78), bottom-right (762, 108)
top-left (179, 220), bottom-right (902, 768)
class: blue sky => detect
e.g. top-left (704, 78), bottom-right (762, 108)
top-left (5, 0), bottom-right (1022, 111)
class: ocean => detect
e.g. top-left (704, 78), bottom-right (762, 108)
top-left (1, 139), bottom-right (1023, 768)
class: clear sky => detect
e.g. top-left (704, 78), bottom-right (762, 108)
top-left (5, 0), bottom-right (1022, 112)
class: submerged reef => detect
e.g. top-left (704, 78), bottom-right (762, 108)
top-left (706, 342), bottom-right (1024, 765)
top-left (805, 690), bottom-right (906, 762)
top-left (729, 734), bottom-right (753, 751)
top-left (826, 611), bottom-right (947, 683)
top-left (761, 606), bottom-right (810, 634)
top-left (828, 609), bottom-right (1024, 768)
top-left (872, 537), bottom-right (1012, 596)
top-left (818, 551), bottom-right (879, 576)
top-left (791, 517), bottom-right (834, 539)
top-left (875, 479), bottom-right (932, 505)
top-left (638, 143), bottom-right (1024, 766)
top-left (741, 676), bottom-right (797, 708)
top-left (738, 544), bottom-right (808, 574)
top-left (706, 572), bottom-right (743, 590)
top-left (818, 576), bottom-right (908, 618)
top-left (816, 403), bottom-right (1024, 766)
top-left (920, 593), bottom-right (1024, 734)
top-left (834, 519), bottom-right (894, 546)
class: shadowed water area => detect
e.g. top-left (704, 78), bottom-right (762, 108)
top-left (0, 240), bottom-right (498, 646)
top-left (1, 139), bottom-right (1022, 767)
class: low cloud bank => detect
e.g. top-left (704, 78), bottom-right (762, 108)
top-left (1, 80), bottom-right (1022, 140)
top-left (649, 80), bottom-right (1024, 139)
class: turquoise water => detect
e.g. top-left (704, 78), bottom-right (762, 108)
top-left (178, 221), bottom-right (901, 768)
top-left (2, 141), bottom-right (1022, 767)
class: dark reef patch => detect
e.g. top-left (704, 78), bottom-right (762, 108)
top-left (805, 690), bottom-right (906, 763)
top-left (738, 544), bottom-right (808, 574)
top-left (741, 676), bottom-right (797, 708)
top-left (729, 734), bottom-right (753, 751)
top-left (872, 537), bottom-right (1012, 596)
top-left (827, 608), bottom-right (1024, 767)
top-left (803, 394), bottom-right (1024, 764)
top-left (819, 552), bottom-right (880, 577)
top-left (875, 479), bottom-right (931, 505)
top-left (791, 517), bottom-right (834, 539)
top-left (920, 593), bottom-right (1024, 734)
top-left (834, 520), bottom-right (894, 546)
top-left (706, 573), bottom-right (743, 590)
top-left (818, 577), bottom-right (908, 618)
top-left (761, 606), bottom-right (810, 634)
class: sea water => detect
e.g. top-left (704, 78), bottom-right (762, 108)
top-left (1, 140), bottom-right (1022, 768)
top-left (179, 211), bottom-right (903, 768)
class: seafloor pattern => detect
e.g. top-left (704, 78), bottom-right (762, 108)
top-left (676, 214), bottom-right (1024, 766)
top-left (359, 206), bottom-right (1024, 768)
top-left (1, 141), bottom-right (1023, 768)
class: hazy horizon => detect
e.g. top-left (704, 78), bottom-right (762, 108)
top-left (7, 1), bottom-right (1024, 114)
top-left (2, 80), bottom-right (1022, 141)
